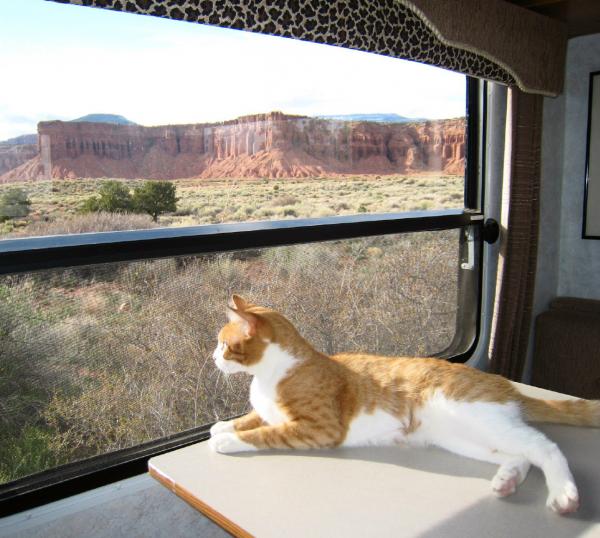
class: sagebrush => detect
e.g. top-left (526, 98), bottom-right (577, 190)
top-left (0, 230), bottom-right (459, 482)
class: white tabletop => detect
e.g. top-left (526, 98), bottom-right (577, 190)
top-left (149, 383), bottom-right (600, 538)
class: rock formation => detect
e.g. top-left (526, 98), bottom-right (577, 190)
top-left (0, 144), bottom-right (39, 177)
top-left (0, 112), bottom-right (466, 182)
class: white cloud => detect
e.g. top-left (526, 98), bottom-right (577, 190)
top-left (0, 6), bottom-right (465, 140)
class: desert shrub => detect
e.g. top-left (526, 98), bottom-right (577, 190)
top-left (0, 279), bottom-right (103, 480)
top-left (0, 220), bottom-right (19, 236)
top-left (173, 206), bottom-right (193, 217)
top-left (0, 230), bottom-right (459, 483)
top-left (270, 195), bottom-right (299, 207)
top-left (81, 180), bottom-right (133, 214)
top-left (0, 426), bottom-right (64, 483)
top-left (10, 212), bottom-right (157, 238)
top-left (259, 209), bottom-right (275, 218)
top-left (413, 201), bottom-right (433, 211)
top-left (79, 180), bottom-right (178, 222)
top-left (0, 188), bottom-right (31, 222)
top-left (132, 181), bottom-right (178, 222)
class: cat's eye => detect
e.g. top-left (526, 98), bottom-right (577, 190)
top-left (227, 344), bottom-right (243, 356)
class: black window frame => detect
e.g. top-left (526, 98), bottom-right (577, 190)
top-left (0, 77), bottom-right (484, 517)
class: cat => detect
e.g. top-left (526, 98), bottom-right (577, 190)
top-left (209, 295), bottom-right (600, 515)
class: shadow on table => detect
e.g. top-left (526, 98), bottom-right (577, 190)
top-left (229, 423), bottom-right (600, 536)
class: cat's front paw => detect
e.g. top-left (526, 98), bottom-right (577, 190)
top-left (208, 432), bottom-right (257, 454)
top-left (491, 469), bottom-right (519, 497)
top-left (210, 420), bottom-right (235, 437)
top-left (546, 481), bottom-right (579, 515)
top-left (491, 460), bottom-right (530, 498)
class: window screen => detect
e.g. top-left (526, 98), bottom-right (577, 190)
top-left (0, 229), bottom-right (465, 484)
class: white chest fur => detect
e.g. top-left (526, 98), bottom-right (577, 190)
top-left (250, 378), bottom-right (288, 425)
top-left (248, 343), bottom-right (298, 426)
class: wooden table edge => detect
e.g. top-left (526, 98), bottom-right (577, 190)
top-left (148, 461), bottom-right (254, 538)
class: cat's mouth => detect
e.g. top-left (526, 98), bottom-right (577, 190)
top-left (215, 358), bottom-right (246, 374)
top-left (212, 345), bottom-right (246, 374)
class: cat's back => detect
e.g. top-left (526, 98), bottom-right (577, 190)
top-left (330, 352), bottom-right (440, 379)
top-left (331, 352), bottom-right (516, 403)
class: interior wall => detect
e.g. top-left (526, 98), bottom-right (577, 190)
top-left (525, 32), bottom-right (600, 383)
top-left (557, 34), bottom-right (600, 299)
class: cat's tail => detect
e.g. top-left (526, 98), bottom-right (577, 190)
top-left (519, 395), bottom-right (600, 427)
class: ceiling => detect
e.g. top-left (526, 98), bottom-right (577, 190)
top-left (505, 0), bottom-right (600, 37)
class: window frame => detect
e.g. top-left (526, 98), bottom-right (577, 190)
top-left (0, 77), bottom-right (484, 517)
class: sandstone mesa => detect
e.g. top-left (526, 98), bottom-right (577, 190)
top-left (0, 112), bottom-right (466, 183)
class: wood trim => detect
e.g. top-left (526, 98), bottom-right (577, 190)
top-left (148, 464), bottom-right (254, 538)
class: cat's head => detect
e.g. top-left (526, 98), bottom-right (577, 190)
top-left (212, 294), bottom-right (277, 374)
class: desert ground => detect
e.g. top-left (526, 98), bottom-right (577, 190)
top-left (0, 173), bottom-right (463, 484)
top-left (0, 173), bottom-right (463, 237)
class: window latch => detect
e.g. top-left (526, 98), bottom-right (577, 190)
top-left (461, 226), bottom-right (476, 271)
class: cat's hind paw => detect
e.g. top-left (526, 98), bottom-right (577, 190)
top-left (208, 432), bottom-right (257, 454)
top-left (210, 420), bottom-right (235, 437)
top-left (546, 481), bottom-right (579, 515)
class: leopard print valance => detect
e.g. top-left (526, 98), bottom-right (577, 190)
top-left (48, 0), bottom-right (514, 85)
top-left (46, 0), bottom-right (565, 95)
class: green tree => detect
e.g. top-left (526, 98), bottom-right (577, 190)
top-left (81, 181), bottom-right (133, 214)
top-left (132, 181), bottom-right (178, 222)
top-left (0, 188), bottom-right (31, 222)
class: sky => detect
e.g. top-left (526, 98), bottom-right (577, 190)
top-left (0, 0), bottom-right (466, 141)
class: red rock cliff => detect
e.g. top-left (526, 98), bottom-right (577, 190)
top-left (0, 144), bottom-right (39, 176)
top-left (1, 112), bottom-right (465, 182)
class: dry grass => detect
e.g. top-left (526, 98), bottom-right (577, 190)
top-left (0, 230), bottom-right (460, 481)
top-left (0, 174), bottom-right (463, 237)
top-left (170, 174), bottom-right (463, 226)
top-left (6, 212), bottom-right (157, 238)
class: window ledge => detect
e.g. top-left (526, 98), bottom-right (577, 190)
top-left (149, 383), bottom-right (600, 538)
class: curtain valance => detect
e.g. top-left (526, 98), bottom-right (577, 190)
top-left (48, 0), bottom-right (566, 96)
top-left (401, 0), bottom-right (566, 96)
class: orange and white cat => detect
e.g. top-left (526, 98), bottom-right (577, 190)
top-left (209, 295), bottom-right (600, 515)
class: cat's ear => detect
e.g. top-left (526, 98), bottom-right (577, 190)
top-left (226, 306), bottom-right (259, 337)
top-left (229, 294), bottom-right (248, 311)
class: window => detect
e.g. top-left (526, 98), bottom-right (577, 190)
top-left (0, 0), bottom-right (484, 515)
top-left (0, 1), bottom-right (468, 237)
